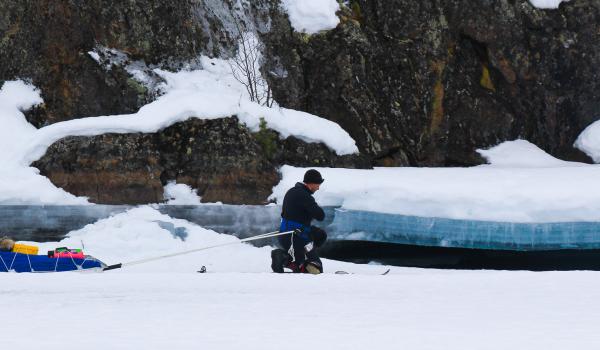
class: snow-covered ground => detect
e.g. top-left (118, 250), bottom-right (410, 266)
top-left (3, 206), bottom-right (600, 349)
top-left (5, 270), bottom-right (600, 350)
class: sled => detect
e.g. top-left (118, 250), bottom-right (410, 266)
top-left (0, 251), bottom-right (106, 273)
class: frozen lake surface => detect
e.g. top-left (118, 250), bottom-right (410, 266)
top-left (3, 269), bottom-right (600, 350)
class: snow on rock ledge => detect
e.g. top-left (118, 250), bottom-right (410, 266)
top-left (22, 56), bottom-right (357, 167)
top-left (0, 52), bottom-right (357, 204)
top-left (0, 80), bottom-right (43, 112)
top-left (575, 120), bottom-right (600, 163)
top-left (281, 0), bottom-right (340, 34)
top-left (477, 139), bottom-right (586, 168)
top-left (529, 0), bottom-right (571, 9)
top-left (0, 81), bottom-right (89, 205)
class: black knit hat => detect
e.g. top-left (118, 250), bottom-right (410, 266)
top-left (303, 169), bottom-right (324, 184)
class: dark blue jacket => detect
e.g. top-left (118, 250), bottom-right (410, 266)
top-left (281, 182), bottom-right (325, 225)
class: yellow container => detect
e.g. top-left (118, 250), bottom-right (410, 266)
top-left (12, 243), bottom-right (39, 255)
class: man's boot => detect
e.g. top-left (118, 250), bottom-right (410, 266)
top-left (303, 251), bottom-right (323, 274)
top-left (271, 249), bottom-right (291, 273)
top-left (304, 263), bottom-right (321, 274)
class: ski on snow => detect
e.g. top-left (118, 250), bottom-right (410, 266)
top-left (196, 266), bottom-right (391, 275)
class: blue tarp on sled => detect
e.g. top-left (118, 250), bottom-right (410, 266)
top-left (0, 251), bottom-right (105, 273)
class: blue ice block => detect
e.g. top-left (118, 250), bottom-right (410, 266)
top-left (327, 209), bottom-right (600, 251)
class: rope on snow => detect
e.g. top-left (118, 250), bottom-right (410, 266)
top-left (103, 229), bottom-right (296, 271)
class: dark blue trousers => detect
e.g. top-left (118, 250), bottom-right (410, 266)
top-left (277, 226), bottom-right (327, 266)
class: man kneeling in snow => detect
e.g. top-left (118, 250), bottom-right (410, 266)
top-left (271, 169), bottom-right (327, 274)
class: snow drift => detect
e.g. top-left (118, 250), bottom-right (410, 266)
top-left (30, 206), bottom-right (371, 273)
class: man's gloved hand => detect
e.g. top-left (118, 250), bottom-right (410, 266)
top-left (309, 227), bottom-right (327, 248)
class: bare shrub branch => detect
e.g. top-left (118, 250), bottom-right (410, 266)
top-left (229, 23), bottom-right (274, 107)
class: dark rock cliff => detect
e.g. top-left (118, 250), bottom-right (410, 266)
top-left (3, 0), bottom-right (600, 203)
top-left (263, 0), bottom-right (600, 166)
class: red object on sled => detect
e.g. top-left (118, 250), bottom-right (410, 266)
top-left (54, 252), bottom-right (85, 259)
